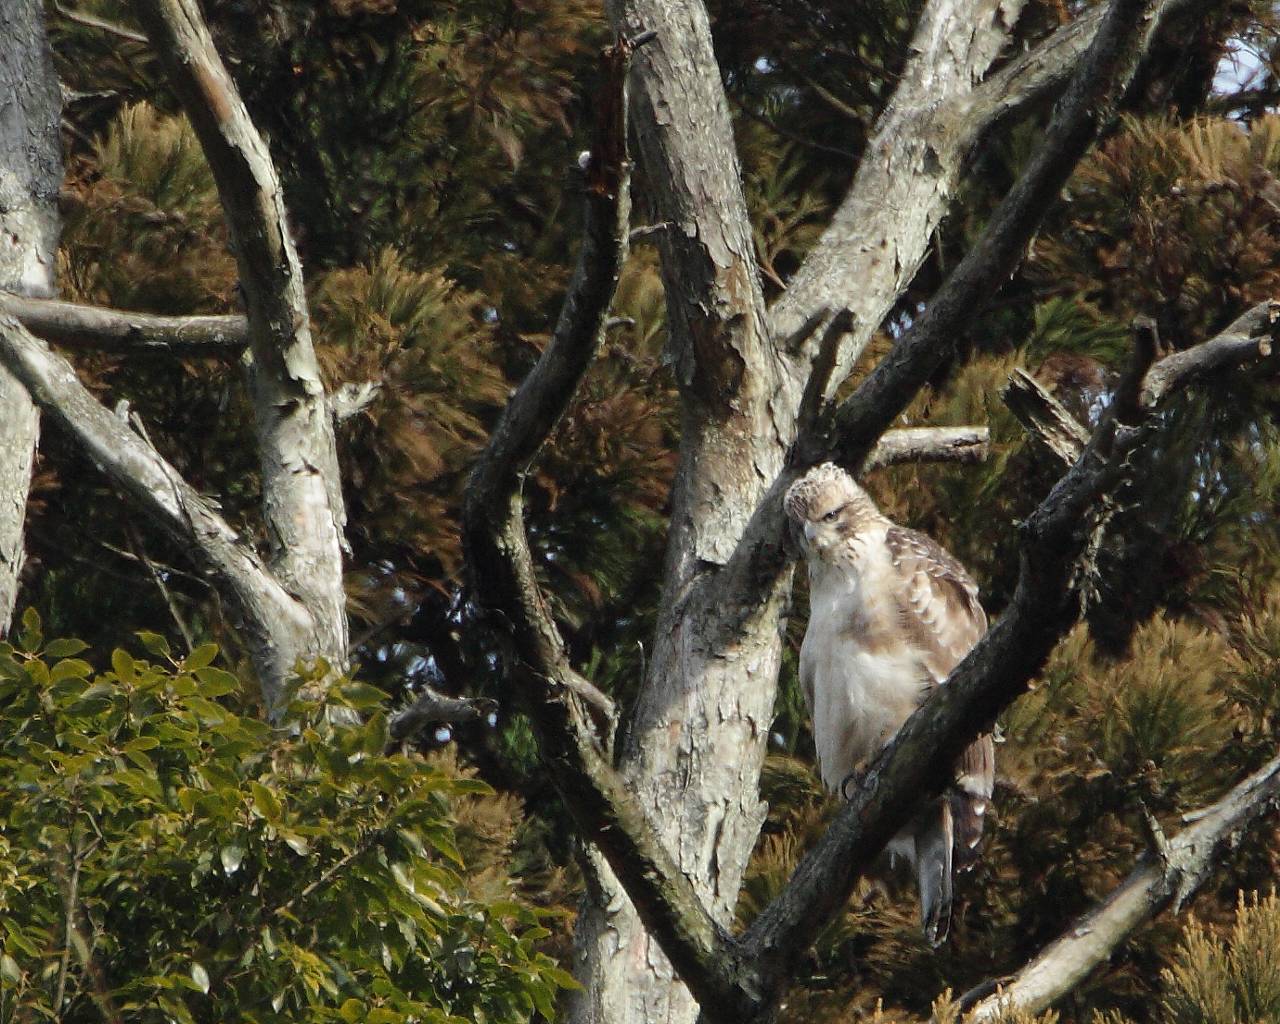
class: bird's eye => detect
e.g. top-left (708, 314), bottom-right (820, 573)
top-left (822, 509), bottom-right (839, 523)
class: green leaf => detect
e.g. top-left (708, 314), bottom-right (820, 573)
top-left (193, 666), bottom-right (238, 697)
top-left (281, 832), bottom-right (311, 857)
top-left (333, 681), bottom-right (389, 711)
top-left (0, 953), bottom-right (20, 983)
top-left (190, 962), bottom-right (209, 995)
top-left (18, 607), bottom-right (41, 653)
top-left (45, 637), bottom-right (89, 659)
top-left (183, 643), bottom-right (219, 671)
top-left (111, 649), bottom-right (136, 683)
top-left (248, 782), bottom-right (282, 823)
top-left (49, 658), bottom-right (93, 683)
top-left (135, 631), bottom-right (171, 659)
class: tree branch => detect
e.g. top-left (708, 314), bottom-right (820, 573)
top-left (1002, 369), bottom-right (1091, 467)
top-left (0, 291), bottom-right (247, 355)
top-left (0, 314), bottom-right (310, 693)
top-left (387, 687), bottom-right (497, 746)
top-left (825, 0), bottom-right (1169, 469)
top-left (732, 301), bottom-right (1275, 1013)
top-left (865, 427), bottom-right (991, 471)
top-left (462, 34), bottom-right (756, 1018)
top-left (134, 0), bottom-right (348, 688)
top-left (962, 752), bottom-right (1280, 1021)
top-left (1139, 301), bottom-right (1277, 409)
top-left (770, 0), bottom-right (1034, 377)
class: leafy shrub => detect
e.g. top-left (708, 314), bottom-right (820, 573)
top-left (0, 612), bottom-right (572, 1023)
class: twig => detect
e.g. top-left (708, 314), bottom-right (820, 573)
top-left (123, 520), bottom-right (195, 654)
top-left (53, 3), bottom-right (148, 44)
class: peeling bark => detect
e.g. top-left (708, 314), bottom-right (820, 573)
top-left (0, 0), bottom-right (61, 635)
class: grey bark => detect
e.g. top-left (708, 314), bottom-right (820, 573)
top-left (0, 0), bottom-right (62, 636)
top-left (572, 3), bottom-right (783, 1020)
top-left (0, 291), bottom-right (247, 355)
top-left (0, 314), bottom-right (312, 707)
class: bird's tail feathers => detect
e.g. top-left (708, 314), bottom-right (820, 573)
top-left (915, 801), bottom-right (953, 947)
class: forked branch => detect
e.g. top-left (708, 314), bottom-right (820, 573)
top-left (460, 33), bottom-right (754, 1019)
top-left (963, 752), bottom-right (1280, 1021)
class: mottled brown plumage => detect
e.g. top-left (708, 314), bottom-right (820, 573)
top-left (786, 462), bottom-right (994, 944)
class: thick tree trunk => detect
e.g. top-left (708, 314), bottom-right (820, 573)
top-left (570, 2), bottom-right (1030, 1021)
top-left (0, 0), bottom-right (62, 635)
top-left (568, 3), bottom-right (783, 1022)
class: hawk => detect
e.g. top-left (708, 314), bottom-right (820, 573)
top-left (785, 462), bottom-right (994, 945)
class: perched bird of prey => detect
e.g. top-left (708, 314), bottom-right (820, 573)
top-left (785, 462), bottom-right (994, 945)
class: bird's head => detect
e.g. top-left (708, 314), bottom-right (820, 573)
top-left (784, 462), bottom-right (882, 555)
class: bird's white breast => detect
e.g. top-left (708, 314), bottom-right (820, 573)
top-left (800, 528), bottom-right (925, 794)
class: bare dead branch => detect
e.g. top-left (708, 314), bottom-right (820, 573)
top-left (1002, 369), bottom-right (1091, 467)
top-left (134, 0), bottom-right (348, 685)
top-left (963, 753), bottom-right (1280, 1021)
top-left (959, 7), bottom-right (1106, 140)
top-left (1005, 302), bottom-right (1278, 467)
top-left (0, 291), bottom-right (247, 355)
top-left (1139, 300), bottom-right (1277, 409)
top-left (865, 427), bottom-right (991, 470)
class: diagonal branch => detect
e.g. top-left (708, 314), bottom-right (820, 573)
top-left (825, 0), bottom-right (1170, 468)
top-left (1002, 368), bottom-right (1092, 467)
top-left (0, 314), bottom-right (309, 683)
top-left (963, 752), bottom-right (1280, 1021)
top-left (0, 291), bottom-right (247, 355)
top-left (735, 299), bottom-right (1277, 1005)
top-left (769, 0), bottom-right (1033, 357)
top-left (460, 34), bottom-right (756, 1020)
